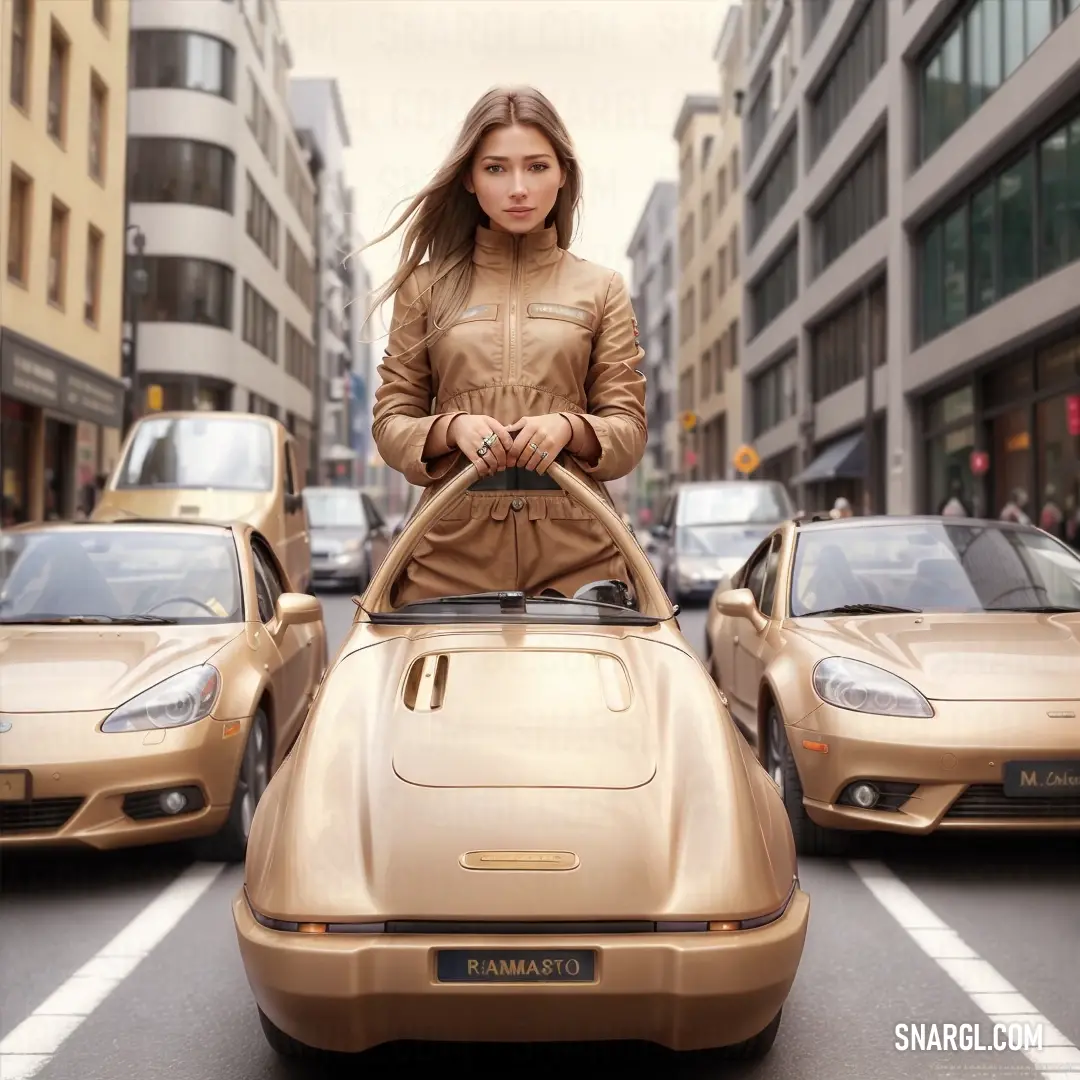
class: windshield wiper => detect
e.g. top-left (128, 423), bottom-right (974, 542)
top-left (990, 605), bottom-right (1080, 613)
top-left (0, 614), bottom-right (178, 625)
top-left (398, 591), bottom-right (633, 614)
top-left (797, 603), bottom-right (922, 617)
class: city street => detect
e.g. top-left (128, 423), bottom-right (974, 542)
top-left (2, 595), bottom-right (1079, 1080)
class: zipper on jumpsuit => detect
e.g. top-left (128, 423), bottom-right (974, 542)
top-left (507, 234), bottom-right (523, 383)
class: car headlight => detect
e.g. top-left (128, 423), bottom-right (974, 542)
top-left (340, 539), bottom-right (363, 554)
top-left (100, 665), bottom-right (221, 733)
top-left (812, 657), bottom-right (933, 718)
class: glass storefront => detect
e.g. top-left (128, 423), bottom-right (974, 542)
top-left (1, 397), bottom-right (33, 524)
top-left (922, 331), bottom-right (1080, 542)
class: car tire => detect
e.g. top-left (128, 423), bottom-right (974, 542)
top-left (257, 1007), bottom-right (319, 1059)
top-left (195, 709), bottom-right (271, 863)
top-left (767, 705), bottom-right (848, 857)
top-left (721, 1008), bottom-right (782, 1060)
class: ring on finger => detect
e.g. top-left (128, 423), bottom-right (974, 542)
top-left (482, 432), bottom-right (498, 448)
top-left (477, 444), bottom-right (489, 457)
top-left (540, 450), bottom-right (549, 459)
top-left (528, 441), bottom-right (540, 453)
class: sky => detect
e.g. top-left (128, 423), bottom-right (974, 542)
top-left (277, 0), bottom-right (731, 340)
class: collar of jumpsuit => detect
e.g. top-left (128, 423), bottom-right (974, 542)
top-left (471, 222), bottom-right (562, 269)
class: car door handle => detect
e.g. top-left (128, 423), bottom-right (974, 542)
top-left (733, 635), bottom-right (739, 645)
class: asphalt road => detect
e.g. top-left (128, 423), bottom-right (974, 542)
top-left (3, 593), bottom-right (1079, 1080)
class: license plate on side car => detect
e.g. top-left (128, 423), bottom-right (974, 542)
top-left (1003, 760), bottom-right (1080, 797)
top-left (436, 949), bottom-right (596, 983)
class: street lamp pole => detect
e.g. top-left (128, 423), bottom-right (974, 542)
top-left (123, 225), bottom-right (148, 438)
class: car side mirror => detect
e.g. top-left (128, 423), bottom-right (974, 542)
top-left (714, 587), bottom-right (768, 633)
top-left (652, 524), bottom-right (670, 541)
top-left (272, 592), bottom-right (322, 643)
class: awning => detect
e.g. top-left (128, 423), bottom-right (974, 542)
top-left (791, 431), bottom-right (865, 486)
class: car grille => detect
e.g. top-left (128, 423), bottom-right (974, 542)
top-left (0, 797), bottom-right (84, 835)
top-left (944, 784), bottom-right (1080, 820)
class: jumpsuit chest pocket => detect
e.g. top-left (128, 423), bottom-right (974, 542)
top-left (523, 303), bottom-right (597, 384)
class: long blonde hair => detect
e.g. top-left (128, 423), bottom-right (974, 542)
top-left (358, 85), bottom-right (582, 355)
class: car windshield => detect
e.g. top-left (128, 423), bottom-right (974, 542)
top-left (113, 416), bottom-right (274, 491)
top-left (677, 483), bottom-right (793, 526)
top-left (304, 489), bottom-right (365, 528)
top-left (676, 523), bottom-right (773, 557)
top-left (790, 521), bottom-right (1080, 616)
top-left (0, 528), bottom-right (243, 624)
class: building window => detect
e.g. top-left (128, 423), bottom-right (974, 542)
top-left (679, 145), bottom-right (693, 193)
top-left (812, 130), bottom-right (887, 276)
top-left (701, 192), bottom-right (713, 239)
top-left (85, 226), bottom-right (103, 325)
top-left (751, 240), bottom-right (797, 338)
top-left (717, 167), bottom-right (727, 214)
top-left (810, 278), bottom-right (887, 402)
top-left (717, 246), bottom-right (728, 296)
top-left (10, 0), bottom-right (30, 109)
top-left (140, 257), bottom-right (234, 329)
top-left (752, 352), bottom-right (797, 436)
top-left (809, 0), bottom-right (886, 163)
top-left (285, 232), bottom-right (315, 311)
top-left (917, 101), bottom-right (1080, 344)
top-left (48, 22), bottom-right (69, 144)
top-left (6, 169), bottom-right (31, 284)
top-left (803, 0), bottom-right (833, 50)
top-left (746, 74), bottom-right (774, 164)
top-left (729, 317), bottom-right (740, 368)
top-left (245, 172), bottom-right (279, 266)
top-left (920, 0), bottom-right (1075, 163)
top-left (130, 30), bottom-right (236, 100)
top-left (730, 147), bottom-right (739, 189)
top-left (285, 322), bottom-right (315, 389)
top-left (749, 134), bottom-right (796, 247)
top-left (713, 337), bottom-right (726, 393)
top-left (89, 74), bottom-right (107, 182)
top-left (93, 0), bottom-right (107, 28)
top-left (247, 73), bottom-right (277, 172)
top-left (679, 288), bottom-right (696, 343)
top-left (700, 268), bottom-right (712, 322)
top-left (243, 281), bottom-right (279, 362)
top-left (126, 138), bottom-right (236, 213)
top-left (730, 225), bottom-right (739, 279)
top-left (679, 215), bottom-right (695, 270)
top-left (47, 200), bottom-right (69, 307)
top-left (284, 144), bottom-right (315, 235)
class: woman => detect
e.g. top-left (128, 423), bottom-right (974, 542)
top-left (368, 86), bottom-right (647, 605)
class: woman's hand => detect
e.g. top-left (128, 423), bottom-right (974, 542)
top-left (446, 414), bottom-right (514, 476)
top-left (506, 414), bottom-right (574, 474)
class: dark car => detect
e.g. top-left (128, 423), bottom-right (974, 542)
top-left (652, 481), bottom-right (795, 604)
top-left (303, 487), bottom-right (390, 593)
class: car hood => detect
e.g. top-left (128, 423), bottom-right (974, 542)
top-left (676, 555), bottom-right (746, 579)
top-left (244, 627), bottom-right (798, 924)
top-left (309, 527), bottom-right (364, 552)
top-left (787, 612), bottom-right (1080, 700)
top-left (0, 625), bottom-right (243, 712)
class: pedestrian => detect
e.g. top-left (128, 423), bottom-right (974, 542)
top-left (368, 85), bottom-right (647, 605)
top-left (999, 487), bottom-right (1030, 524)
top-left (938, 479), bottom-right (970, 517)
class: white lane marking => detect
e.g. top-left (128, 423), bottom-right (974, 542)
top-left (0, 862), bottom-right (224, 1078)
top-left (852, 860), bottom-right (1080, 1078)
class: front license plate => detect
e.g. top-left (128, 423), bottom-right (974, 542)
top-left (1003, 760), bottom-right (1080, 797)
top-left (436, 949), bottom-right (596, 983)
top-left (0, 770), bottom-right (30, 802)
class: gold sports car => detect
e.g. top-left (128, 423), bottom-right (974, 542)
top-left (0, 519), bottom-right (326, 860)
top-left (704, 513), bottom-right (1080, 855)
top-left (234, 462), bottom-right (810, 1062)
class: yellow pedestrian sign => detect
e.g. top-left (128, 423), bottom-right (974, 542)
top-left (680, 410), bottom-right (697, 432)
top-left (146, 384), bottom-right (164, 411)
top-left (733, 444), bottom-right (760, 475)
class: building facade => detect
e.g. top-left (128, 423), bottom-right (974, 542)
top-left (625, 181), bottom-right (678, 520)
top-left (672, 95), bottom-right (722, 482)
top-left (2, 0), bottom-right (130, 523)
top-left (740, 0), bottom-right (1080, 523)
top-left (289, 76), bottom-right (361, 486)
top-left (124, 0), bottom-right (318, 477)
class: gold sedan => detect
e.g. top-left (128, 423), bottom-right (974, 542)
top-left (0, 519), bottom-right (326, 860)
top-left (705, 514), bottom-right (1080, 855)
top-left (234, 462), bottom-right (809, 1063)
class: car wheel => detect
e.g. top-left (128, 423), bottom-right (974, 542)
top-left (257, 1007), bottom-right (319, 1059)
top-left (195, 710), bottom-right (271, 863)
top-left (768, 705), bottom-right (848, 857)
top-left (721, 1008), bottom-right (782, 1060)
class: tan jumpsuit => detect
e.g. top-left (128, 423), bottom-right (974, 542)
top-left (370, 224), bottom-right (648, 605)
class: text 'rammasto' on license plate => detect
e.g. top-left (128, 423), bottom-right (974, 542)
top-left (436, 949), bottom-right (596, 983)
